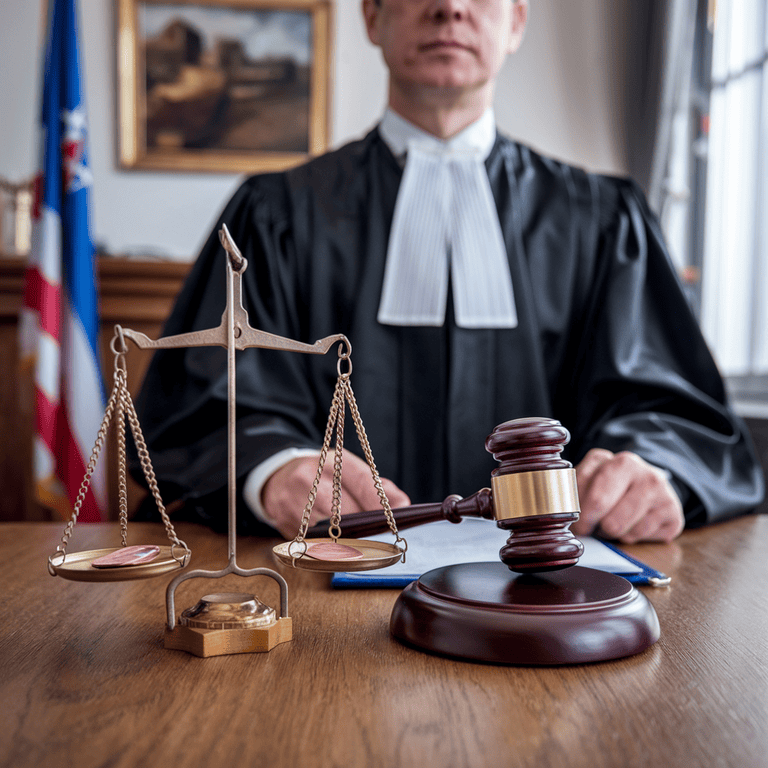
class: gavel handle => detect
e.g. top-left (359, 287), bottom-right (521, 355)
top-left (305, 487), bottom-right (494, 539)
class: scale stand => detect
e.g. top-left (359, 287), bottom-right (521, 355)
top-left (154, 227), bottom-right (404, 655)
top-left (125, 225), bottom-right (356, 657)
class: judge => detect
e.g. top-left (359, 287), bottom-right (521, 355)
top-left (133, 0), bottom-right (764, 543)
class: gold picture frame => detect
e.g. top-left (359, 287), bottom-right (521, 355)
top-left (118, 0), bottom-right (331, 173)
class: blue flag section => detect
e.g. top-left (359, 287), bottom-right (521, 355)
top-left (21, 0), bottom-right (106, 522)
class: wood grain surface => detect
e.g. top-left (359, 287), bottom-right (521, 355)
top-left (1, 516), bottom-right (766, 768)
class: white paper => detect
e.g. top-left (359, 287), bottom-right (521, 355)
top-left (361, 519), bottom-right (642, 577)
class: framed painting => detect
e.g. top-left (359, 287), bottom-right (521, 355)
top-left (117, 0), bottom-right (331, 173)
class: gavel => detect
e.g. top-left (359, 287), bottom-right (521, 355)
top-left (308, 416), bottom-right (585, 573)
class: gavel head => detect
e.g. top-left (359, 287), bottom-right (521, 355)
top-left (485, 417), bottom-right (585, 573)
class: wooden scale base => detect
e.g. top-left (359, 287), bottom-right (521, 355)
top-left (391, 562), bottom-right (659, 665)
top-left (164, 619), bottom-right (293, 658)
top-left (163, 593), bottom-right (292, 658)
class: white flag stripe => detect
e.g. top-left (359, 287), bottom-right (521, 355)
top-left (34, 436), bottom-right (56, 479)
top-left (62, 294), bottom-right (107, 508)
top-left (36, 206), bottom-right (63, 284)
top-left (36, 332), bottom-right (61, 404)
top-left (20, 206), bottom-right (62, 359)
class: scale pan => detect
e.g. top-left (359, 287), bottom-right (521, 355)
top-left (272, 538), bottom-right (404, 572)
top-left (51, 546), bottom-right (186, 582)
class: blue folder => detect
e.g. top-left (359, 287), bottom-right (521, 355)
top-left (330, 520), bottom-right (670, 589)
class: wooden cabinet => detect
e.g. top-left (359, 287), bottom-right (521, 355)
top-left (0, 256), bottom-right (190, 522)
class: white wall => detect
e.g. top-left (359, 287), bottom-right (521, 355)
top-left (0, 0), bottom-right (633, 262)
top-left (496, 0), bottom-right (632, 174)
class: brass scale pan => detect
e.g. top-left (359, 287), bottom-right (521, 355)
top-left (52, 540), bottom-right (401, 581)
top-left (50, 546), bottom-right (186, 582)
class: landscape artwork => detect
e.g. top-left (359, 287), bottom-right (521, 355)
top-left (118, 0), bottom-right (330, 173)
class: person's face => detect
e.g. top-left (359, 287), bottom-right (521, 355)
top-left (363, 0), bottom-right (528, 94)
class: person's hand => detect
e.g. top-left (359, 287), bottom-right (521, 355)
top-left (261, 449), bottom-right (411, 538)
top-left (571, 449), bottom-right (684, 544)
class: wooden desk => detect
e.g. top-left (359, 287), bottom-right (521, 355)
top-left (1, 516), bottom-right (766, 768)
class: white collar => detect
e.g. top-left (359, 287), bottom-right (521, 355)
top-left (376, 107), bottom-right (517, 330)
top-left (378, 108), bottom-right (497, 161)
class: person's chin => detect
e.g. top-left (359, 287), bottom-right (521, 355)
top-left (406, 63), bottom-right (482, 91)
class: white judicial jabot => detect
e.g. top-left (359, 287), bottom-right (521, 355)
top-left (377, 108), bottom-right (517, 329)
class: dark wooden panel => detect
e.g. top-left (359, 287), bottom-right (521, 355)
top-left (0, 257), bottom-right (190, 522)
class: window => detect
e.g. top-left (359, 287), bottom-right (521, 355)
top-left (700, 0), bottom-right (768, 411)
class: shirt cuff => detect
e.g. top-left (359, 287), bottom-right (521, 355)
top-left (242, 447), bottom-right (321, 530)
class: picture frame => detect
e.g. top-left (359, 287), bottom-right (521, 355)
top-left (117, 0), bottom-right (331, 174)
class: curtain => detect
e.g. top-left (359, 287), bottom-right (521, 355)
top-left (624, 0), bottom-right (699, 274)
top-left (647, 0), bottom-right (698, 226)
top-left (701, 0), bottom-right (768, 377)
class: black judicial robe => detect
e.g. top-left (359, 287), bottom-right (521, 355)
top-left (132, 129), bottom-right (765, 534)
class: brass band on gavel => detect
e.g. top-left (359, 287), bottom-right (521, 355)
top-left (491, 468), bottom-right (580, 520)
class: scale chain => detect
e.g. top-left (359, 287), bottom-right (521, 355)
top-left (288, 341), bottom-right (407, 563)
top-left (291, 376), bottom-right (344, 551)
top-left (123, 386), bottom-right (189, 562)
top-left (342, 377), bottom-right (406, 554)
top-left (48, 330), bottom-right (190, 575)
top-left (47, 374), bottom-right (122, 573)
top-left (116, 376), bottom-right (129, 548)
top-left (328, 392), bottom-right (345, 541)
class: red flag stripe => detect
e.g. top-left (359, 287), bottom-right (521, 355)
top-left (33, 385), bottom-right (102, 523)
top-left (58, 416), bottom-right (101, 523)
top-left (23, 266), bottom-right (61, 342)
top-left (34, 385), bottom-right (59, 450)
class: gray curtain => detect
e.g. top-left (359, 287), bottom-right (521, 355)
top-left (624, 0), bottom-right (699, 215)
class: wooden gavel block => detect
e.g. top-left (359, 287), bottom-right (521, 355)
top-left (383, 417), bottom-right (662, 664)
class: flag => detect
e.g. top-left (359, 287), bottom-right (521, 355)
top-left (19, 0), bottom-right (106, 522)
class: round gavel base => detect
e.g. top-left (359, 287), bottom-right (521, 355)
top-left (390, 562), bottom-right (659, 665)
